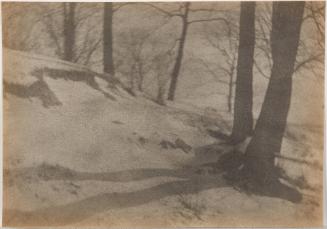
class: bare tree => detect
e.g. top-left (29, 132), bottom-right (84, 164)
top-left (63, 3), bottom-right (76, 61)
top-left (103, 2), bottom-right (114, 75)
top-left (153, 53), bottom-right (170, 105)
top-left (115, 28), bottom-right (153, 95)
top-left (254, 2), bottom-right (324, 79)
top-left (103, 3), bottom-right (131, 78)
top-left (230, 2), bottom-right (256, 143)
top-left (38, 3), bottom-right (102, 64)
top-left (305, 2), bottom-right (324, 49)
top-left (146, 2), bottom-right (230, 101)
top-left (200, 16), bottom-right (238, 112)
top-left (151, 48), bottom-right (175, 105)
top-left (241, 2), bottom-right (305, 197)
top-left (167, 2), bottom-right (190, 101)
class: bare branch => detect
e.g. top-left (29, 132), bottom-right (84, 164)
top-left (254, 60), bottom-right (270, 79)
top-left (188, 17), bottom-right (229, 25)
top-left (84, 38), bottom-right (102, 66)
top-left (113, 3), bottom-right (132, 12)
top-left (294, 53), bottom-right (324, 73)
top-left (43, 15), bottom-right (62, 57)
top-left (197, 58), bottom-right (229, 84)
top-left (188, 8), bottom-right (226, 13)
top-left (142, 3), bottom-right (182, 17)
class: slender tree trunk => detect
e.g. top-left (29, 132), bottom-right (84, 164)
top-left (230, 2), bottom-right (256, 142)
top-left (103, 2), bottom-right (115, 76)
top-left (227, 77), bottom-right (233, 113)
top-left (227, 65), bottom-right (235, 113)
top-left (63, 3), bottom-right (76, 62)
top-left (137, 61), bottom-right (144, 92)
top-left (157, 83), bottom-right (166, 105)
top-left (167, 3), bottom-right (190, 101)
top-left (243, 2), bottom-right (305, 186)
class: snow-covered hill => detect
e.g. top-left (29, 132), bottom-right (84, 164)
top-left (3, 49), bottom-right (323, 227)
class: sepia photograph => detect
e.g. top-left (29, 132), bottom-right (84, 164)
top-left (2, 1), bottom-right (325, 227)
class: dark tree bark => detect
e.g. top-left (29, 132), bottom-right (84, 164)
top-left (227, 62), bottom-right (236, 113)
top-left (103, 2), bottom-right (115, 76)
top-left (167, 3), bottom-right (190, 101)
top-left (230, 2), bottom-right (256, 142)
top-left (63, 3), bottom-right (76, 62)
top-left (243, 2), bottom-right (305, 187)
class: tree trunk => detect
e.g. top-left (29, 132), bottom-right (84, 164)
top-left (157, 83), bottom-right (166, 106)
top-left (227, 65), bottom-right (235, 113)
top-left (63, 3), bottom-right (76, 62)
top-left (137, 62), bottom-right (144, 92)
top-left (103, 2), bottom-right (115, 76)
top-left (230, 2), bottom-right (256, 142)
top-left (243, 2), bottom-right (305, 186)
top-left (167, 3), bottom-right (190, 101)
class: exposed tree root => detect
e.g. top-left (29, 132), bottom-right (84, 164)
top-left (221, 160), bottom-right (302, 203)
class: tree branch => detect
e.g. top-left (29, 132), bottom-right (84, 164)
top-left (84, 38), bottom-right (102, 66)
top-left (113, 3), bottom-right (132, 13)
top-left (143, 3), bottom-right (182, 17)
top-left (188, 8), bottom-right (226, 13)
top-left (188, 17), bottom-right (229, 25)
top-left (294, 53), bottom-right (324, 73)
top-left (254, 59), bottom-right (270, 79)
top-left (197, 58), bottom-right (229, 84)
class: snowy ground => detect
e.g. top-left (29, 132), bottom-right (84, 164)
top-left (3, 49), bottom-right (323, 227)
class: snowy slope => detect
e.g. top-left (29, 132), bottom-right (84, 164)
top-left (3, 49), bottom-right (323, 227)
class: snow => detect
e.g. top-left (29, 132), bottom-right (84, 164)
top-left (3, 49), bottom-right (323, 227)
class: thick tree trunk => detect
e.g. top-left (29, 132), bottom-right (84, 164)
top-left (243, 2), bottom-right (305, 186)
top-left (230, 2), bottom-right (256, 142)
top-left (167, 3), bottom-right (190, 101)
top-left (63, 3), bottom-right (76, 62)
top-left (103, 2), bottom-right (115, 76)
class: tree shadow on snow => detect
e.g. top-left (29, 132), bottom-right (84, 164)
top-left (4, 161), bottom-right (306, 227)
top-left (4, 165), bottom-right (226, 227)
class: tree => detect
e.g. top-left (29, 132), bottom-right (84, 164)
top-left (230, 2), bottom-right (256, 143)
top-left (254, 2), bottom-right (324, 80)
top-left (146, 2), bottom-right (230, 101)
top-left (103, 2), bottom-right (114, 75)
top-left (242, 2), bottom-right (305, 194)
top-left (63, 3), bottom-right (76, 61)
top-left (200, 15), bottom-right (238, 113)
top-left (36, 3), bottom-right (102, 64)
top-left (102, 3), bottom-right (131, 79)
top-left (115, 27), bottom-right (160, 95)
top-left (153, 50), bottom-right (175, 105)
top-left (167, 2), bottom-right (190, 101)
